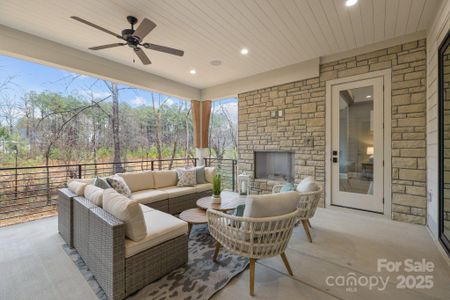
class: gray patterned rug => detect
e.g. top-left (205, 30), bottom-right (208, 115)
top-left (63, 224), bottom-right (249, 300)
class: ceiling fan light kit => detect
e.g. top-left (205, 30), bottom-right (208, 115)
top-left (70, 15), bottom-right (184, 65)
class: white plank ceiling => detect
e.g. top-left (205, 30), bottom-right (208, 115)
top-left (0, 0), bottom-right (442, 89)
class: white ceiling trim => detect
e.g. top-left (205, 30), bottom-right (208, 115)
top-left (0, 24), bottom-right (200, 100)
top-left (320, 30), bottom-right (427, 64)
top-left (200, 58), bottom-right (320, 100)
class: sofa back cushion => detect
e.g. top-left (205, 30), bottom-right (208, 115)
top-left (117, 171), bottom-right (154, 192)
top-left (153, 170), bottom-right (177, 188)
top-left (84, 184), bottom-right (104, 207)
top-left (103, 189), bottom-right (147, 241)
top-left (67, 178), bottom-right (93, 196)
top-left (204, 167), bottom-right (216, 183)
top-left (243, 191), bottom-right (299, 218)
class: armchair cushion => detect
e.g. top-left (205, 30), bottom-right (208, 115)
top-left (243, 191), bottom-right (299, 218)
top-left (103, 189), bottom-right (147, 242)
top-left (296, 176), bottom-right (319, 193)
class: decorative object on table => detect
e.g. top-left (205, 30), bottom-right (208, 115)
top-left (63, 225), bottom-right (248, 300)
top-left (238, 172), bottom-right (250, 195)
top-left (212, 174), bottom-right (222, 203)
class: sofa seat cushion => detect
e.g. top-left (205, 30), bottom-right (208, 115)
top-left (153, 170), bottom-right (178, 188)
top-left (125, 209), bottom-right (188, 258)
top-left (118, 171), bottom-right (154, 192)
top-left (139, 204), bottom-right (154, 214)
top-left (159, 186), bottom-right (196, 198)
top-left (194, 183), bottom-right (213, 193)
top-left (130, 189), bottom-right (169, 204)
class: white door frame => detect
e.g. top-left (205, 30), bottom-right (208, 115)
top-left (325, 69), bottom-right (392, 218)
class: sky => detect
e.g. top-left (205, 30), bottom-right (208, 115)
top-left (0, 54), bottom-right (237, 111)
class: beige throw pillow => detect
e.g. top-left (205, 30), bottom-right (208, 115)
top-left (84, 184), bottom-right (104, 207)
top-left (204, 167), bottom-right (216, 183)
top-left (103, 189), bottom-right (147, 242)
top-left (67, 179), bottom-right (92, 196)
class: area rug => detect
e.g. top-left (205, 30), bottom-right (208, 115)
top-left (63, 224), bottom-right (249, 300)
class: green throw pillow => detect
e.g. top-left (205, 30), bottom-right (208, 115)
top-left (235, 204), bottom-right (245, 217)
top-left (94, 177), bottom-right (111, 189)
top-left (195, 166), bottom-right (206, 184)
top-left (280, 183), bottom-right (295, 193)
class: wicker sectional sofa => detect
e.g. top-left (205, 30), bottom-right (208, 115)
top-left (57, 167), bottom-right (214, 300)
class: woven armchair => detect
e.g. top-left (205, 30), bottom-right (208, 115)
top-left (207, 208), bottom-right (300, 296)
top-left (272, 183), bottom-right (323, 242)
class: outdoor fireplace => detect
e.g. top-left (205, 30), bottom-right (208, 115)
top-left (254, 151), bottom-right (294, 182)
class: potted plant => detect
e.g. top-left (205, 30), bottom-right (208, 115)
top-left (212, 174), bottom-right (222, 203)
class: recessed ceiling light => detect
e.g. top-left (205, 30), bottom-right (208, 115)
top-left (345, 0), bottom-right (358, 7)
top-left (240, 48), bottom-right (249, 55)
top-left (210, 60), bottom-right (222, 66)
top-left (366, 95), bottom-right (372, 98)
top-left (190, 69), bottom-right (197, 75)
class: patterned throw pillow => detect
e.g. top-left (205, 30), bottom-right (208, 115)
top-left (176, 168), bottom-right (197, 187)
top-left (94, 177), bottom-right (111, 189)
top-left (107, 175), bottom-right (132, 197)
top-left (195, 166), bottom-right (206, 184)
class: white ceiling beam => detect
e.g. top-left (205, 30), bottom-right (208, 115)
top-left (200, 58), bottom-right (320, 100)
top-left (0, 24), bottom-right (200, 100)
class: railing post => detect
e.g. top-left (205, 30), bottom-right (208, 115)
top-left (232, 159), bottom-right (236, 192)
top-left (151, 160), bottom-right (154, 171)
top-left (204, 158), bottom-right (208, 166)
top-left (78, 164), bottom-right (82, 179)
top-left (194, 158), bottom-right (197, 167)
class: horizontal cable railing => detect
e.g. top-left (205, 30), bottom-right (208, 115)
top-left (0, 158), bottom-right (237, 224)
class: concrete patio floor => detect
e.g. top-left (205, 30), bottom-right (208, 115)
top-left (1, 207), bottom-right (449, 300)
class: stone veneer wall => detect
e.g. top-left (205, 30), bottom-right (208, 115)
top-left (238, 39), bottom-right (427, 225)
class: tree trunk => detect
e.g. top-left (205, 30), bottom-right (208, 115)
top-left (111, 82), bottom-right (122, 173)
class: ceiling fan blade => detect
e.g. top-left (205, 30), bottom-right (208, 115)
top-left (133, 18), bottom-right (157, 40)
top-left (71, 16), bottom-right (122, 39)
top-left (89, 43), bottom-right (126, 50)
top-left (144, 43), bottom-right (184, 56)
top-left (134, 48), bottom-right (151, 65)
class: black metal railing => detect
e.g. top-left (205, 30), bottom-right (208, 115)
top-left (0, 158), bottom-right (237, 223)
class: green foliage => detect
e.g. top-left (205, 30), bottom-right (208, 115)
top-left (212, 174), bottom-right (222, 196)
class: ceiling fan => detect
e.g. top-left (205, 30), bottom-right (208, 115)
top-left (70, 15), bottom-right (184, 65)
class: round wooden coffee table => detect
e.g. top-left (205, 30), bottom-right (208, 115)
top-left (196, 191), bottom-right (246, 212)
top-left (179, 208), bottom-right (208, 236)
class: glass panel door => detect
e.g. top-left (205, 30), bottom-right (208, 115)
top-left (331, 77), bottom-right (384, 213)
